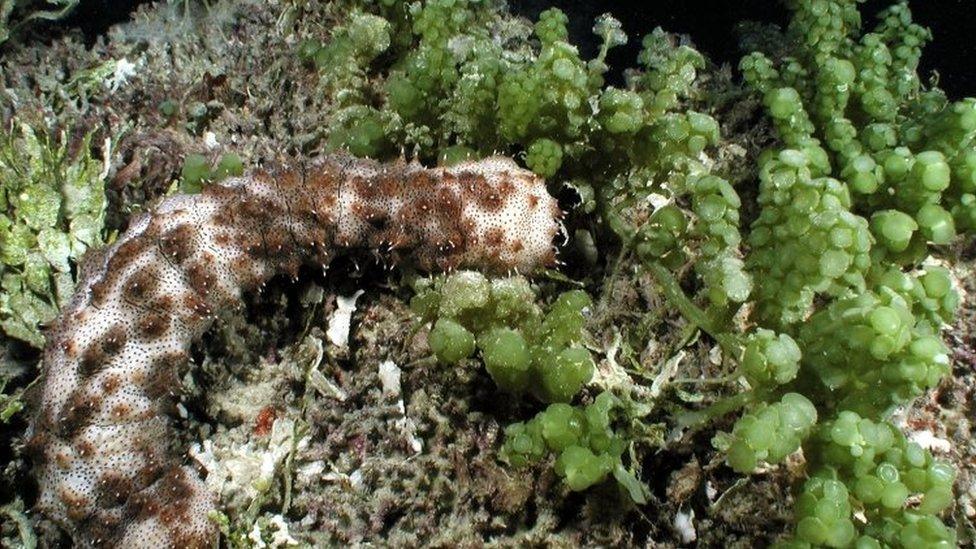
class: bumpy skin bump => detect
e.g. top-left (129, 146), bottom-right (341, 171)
top-left (26, 155), bottom-right (560, 548)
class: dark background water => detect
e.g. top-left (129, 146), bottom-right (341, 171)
top-left (507, 0), bottom-right (976, 99)
top-left (60, 0), bottom-right (976, 98)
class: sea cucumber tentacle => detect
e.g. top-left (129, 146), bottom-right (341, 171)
top-left (26, 154), bottom-right (559, 548)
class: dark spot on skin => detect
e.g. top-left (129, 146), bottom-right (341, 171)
top-left (143, 353), bottom-right (186, 400)
top-left (281, 255), bottom-right (302, 279)
top-left (153, 294), bottom-right (176, 310)
top-left (109, 238), bottom-right (152, 273)
top-left (123, 466), bottom-right (196, 528)
top-left (23, 431), bottom-right (50, 467)
top-left (56, 389), bottom-right (101, 439)
top-left (436, 187), bottom-right (461, 211)
top-left (410, 171), bottom-right (437, 193)
top-left (479, 190), bottom-right (505, 212)
top-left (170, 528), bottom-right (214, 549)
top-left (436, 254), bottom-right (461, 272)
top-left (498, 179), bottom-right (515, 198)
top-left (180, 293), bottom-right (213, 322)
top-left (484, 228), bottom-right (505, 248)
top-left (75, 439), bottom-right (97, 458)
top-left (543, 248), bottom-right (558, 267)
top-left (101, 325), bottom-right (127, 359)
top-left (375, 171), bottom-right (401, 198)
top-left (351, 202), bottom-right (387, 225)
top-left (528, 194), bottom-right (540, 208)
top-left (230, 256), bottom-right (267, 291)
top-left (89, 280), bottom-right (111, 307)
top-left (385, 227), bottom-right (417, 251)
top-left (211, 206), bottom-right (235, 228)
top-left (233, 232), bottom-right (262, 256)
top-left (130, 447), bottom-right (165, 490)
top-left (138, 312), bottom-right (170, 340)
top-left (123, 267), bottom-right (159, 304)
top-left (111, 403), bottom-right (132, 420)
top-left (61, 338), bottom-right (78, 358)
top-left (78, 345), bottom-right (107, 378)
top-left (142, 217), bottom-right (165, 240)
top-left (127, 491), bottom-right (161, 521)
top-left (157, 467), bottom-right (194, 505)
top-left (95, 472), bottom-right (135, 508)
top-left (214, 231), bottom-right (232, 246)
top-left (60, 487), bottom-right (91, 521)
top-left (185, 261), bottom-right (217, 296)
top-left (159, 225), bottom-right (196, 265)
top-left (261, 228), bottom-right (294, 258)
top-left (78, 512), bottom-right (124, 548)
top-left (351, 175), bottom-right (379, 199)
top-left (201, 182), bottom-right (239, 202)
top-left (101, 374), bottom-right (122, 395)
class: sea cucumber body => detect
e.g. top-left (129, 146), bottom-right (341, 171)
top-left (26, 155), bottom-right (559, 548)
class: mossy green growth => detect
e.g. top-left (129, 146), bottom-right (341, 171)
top-left (500, 393), bottom-right (647, 501)
top-left (412, 271), bottom-right (594, 403)
top-left (179, 152), bottom-right (246, 194)
top-left (0, 122), bottom-right (106, 347)
top-left (428, 318), bottom-right (476, 364)
top-left (740, 329), bottom-right (802, 388)
top-left (778, 413), bottom-right (958, 548)
top-left (741, 0), bottom-right (976, 237)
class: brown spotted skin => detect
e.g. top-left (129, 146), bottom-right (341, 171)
top-left (27, 154), bottom-right (560, 548)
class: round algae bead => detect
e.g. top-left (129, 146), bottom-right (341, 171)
top-left (540, 403), bottom-right (584, 451)
top-left (215, 153), bottom-right (244, 179)
top-left (871, 210), bottom-right (918, 252)
top-left (916, 203), bottom-right (956, 244)
top-left (180, 153), bottom-right (211, 193)
top-left (911, 151), bottom-right (951, 192)
top-left (428, 318), bottom-right (476, 364)
top-left (537, 346), bottom-right (595, 402)
top-left (480, 328), bottom-right (532, 393)
top-left (554, 445), bottom-right (612, 491)
top-left (525, 138), bottom-right (564, 178)
top-left (439, 271), bottom-right (490, 317)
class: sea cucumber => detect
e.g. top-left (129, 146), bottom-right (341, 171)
top-left (25, 154), bottom-right (560, 548)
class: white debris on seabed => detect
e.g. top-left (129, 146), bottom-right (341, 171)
top-left (378, 360), bottom-right (422, 453)
top-left (303, 336), bottom-right (347, 401)
top-left (191, 417), bottom-right (308, 504)
top-left (248, 514), bottom-right (299, 548)
top-left (378, 360), bottom-right (402, 397)
top-left (591, 331), bottom-right (635, 391)
top-left (326, 290), bottom-right (365, 346)
top-left (296, 460), bottom-right (325, 484)
top-left (674, 508), bottom-right (697, 544)
top-left (705, 481), bottom-right (718, 501)
top-left (105, 58), bottom-right (139, 91)
top-left (909, 429), bottom-right (953, 453)
top-left (397, 412), bottom-right (423, 455)
top-left (322, 467), bottom-right (365, 492)
top-left (651, 350), bottom-right (684, 398)
top-left (392, 394), bottom-right (423, 454)
top-left (204, 131), bottom-right (219, 149)
top-left (647, 192), bottom-right (671, 209)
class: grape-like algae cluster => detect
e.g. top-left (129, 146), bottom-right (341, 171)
top-left (0, 0), bottom-right (974, 547)
top-left (413, 272), bottom-right (594, 403)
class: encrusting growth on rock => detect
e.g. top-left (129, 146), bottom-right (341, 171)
top-left (25, 154), bottom-right (560, 548)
